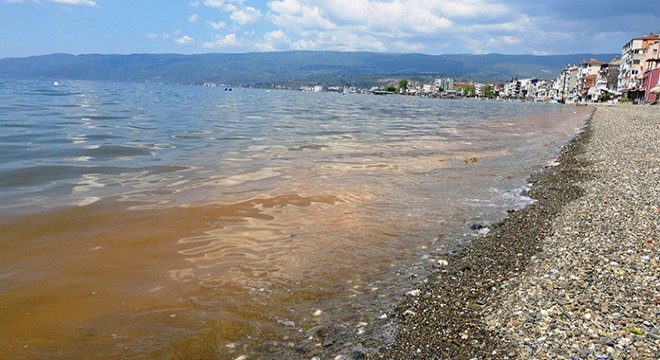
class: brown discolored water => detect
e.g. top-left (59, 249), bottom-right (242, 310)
top-left (0, 79), bottom-right (592, 358)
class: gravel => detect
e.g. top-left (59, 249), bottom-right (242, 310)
top-left (372, 104), bottom-right (659, 359)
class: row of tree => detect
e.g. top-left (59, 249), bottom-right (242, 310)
top-left (385, 79), bottom-right (499, 98)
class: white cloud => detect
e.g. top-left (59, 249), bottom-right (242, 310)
top-left (223, 3), bottom-right (238, 11)
top-left (202, 33), bottom-right (239, 48)
top-left (436, 0), bottom-right (508, 18)
top-left (203, 0), bottom-right (223, 8)
top-left (175, 35), bottom-right (195, 44)
top-left (189, 14), bottom-right (199, 22)
top-left (207, 20), bottom-right (226, 30)
top-left (229, 6), bottom-right (261, 25)
top-left (268, 0), bottom-right (337, 31)
top-left (255, 29), bottom-right (291, 51)
top-left (51, 0), bottom-right (97, 6)
top-left (264, 29), bottom-right (288, 42)
top-left (486, 35), bottom-right (521, 48)
top-left (4, 0), bottom-right (98, 6)
top-left (189, 1), bottom-right (200, 7)
top-left (264, 0), bottom-right (460, 53)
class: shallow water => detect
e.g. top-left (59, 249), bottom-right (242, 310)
top-left (0, 79), bottom-right (591, 358)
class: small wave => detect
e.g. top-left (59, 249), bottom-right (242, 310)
top-left (215, 136), bottom-right (252, 141)
top-left (80, 145), bottom-right (152, 158)
top-left (0, 163), bottom-right (186, 189)
top-left (0, 165), bottom-right (84, 187)
top-left (211, 167), bottom-right (282, 187)
top-left (287, 144), bottom-right (329, 151)
top-left (77, 115), bottom-right (132, 121)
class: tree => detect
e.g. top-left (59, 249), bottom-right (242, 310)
top-left (599, 91), bottom-right (611, 102)
top-left (462, 84), bottom-right (476, 97)
top-left (397, 79), bottom-right (409, 94)
top-left (484, 86), bottom-right (498, 98)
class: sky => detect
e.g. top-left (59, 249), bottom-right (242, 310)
top-left (1, 0), bottom-right (659, 59)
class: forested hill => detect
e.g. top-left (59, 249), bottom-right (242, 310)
top-left (0, 51), bottom-right (618, 86)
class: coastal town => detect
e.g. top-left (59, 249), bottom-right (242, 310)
top-left (299, 32), bottom-right (660, 105)
top-left (413, 32), bottom-right (660, 104)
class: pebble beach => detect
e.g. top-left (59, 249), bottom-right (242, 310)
top-left (374, 104), bottom-right (659, 359)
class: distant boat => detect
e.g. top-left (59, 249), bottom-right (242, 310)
top-left (224, 87), bottom-right (232, 91)
top-left (53, 81), bottom-right (60, 87)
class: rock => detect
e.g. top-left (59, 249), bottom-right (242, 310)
top-left (305, 325), bottom-right (325, 338)
top-left (406, 289), bottom-right (421, 297)
top-left (334, 355), bottom-right (351, 360)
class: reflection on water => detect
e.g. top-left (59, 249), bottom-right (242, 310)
top-left (0, 79), bottom-right (592, 358)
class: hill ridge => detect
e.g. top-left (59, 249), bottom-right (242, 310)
top-left (0, 51), bottom-right (619, 86)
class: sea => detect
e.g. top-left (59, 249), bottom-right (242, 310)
top-left (0, 78), bottom-right (592, 359)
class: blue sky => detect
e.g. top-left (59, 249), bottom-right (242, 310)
top-left (2, 0), bottom-right (659, 58)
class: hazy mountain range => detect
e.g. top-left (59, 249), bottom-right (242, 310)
top-left (0, 51), bottom-right (618, 87)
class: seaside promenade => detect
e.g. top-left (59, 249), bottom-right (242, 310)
top-left (377, 105), bottom-right (659, 359)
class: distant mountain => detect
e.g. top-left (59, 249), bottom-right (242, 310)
top-left (0, 51), bottom-right (618, 86)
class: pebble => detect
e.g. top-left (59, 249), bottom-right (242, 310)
top-left (481, 105), bottom-right (660, 359)
top-left (406, 289), bottom-right (421, 297)
top-left (377, 105), bottom-right (660, 360)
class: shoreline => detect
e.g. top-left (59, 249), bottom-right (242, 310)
top-left (371, 104), bottom-right (659, 359)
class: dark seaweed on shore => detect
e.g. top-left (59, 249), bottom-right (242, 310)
top-left (373, 115), bottom-right (594, 359)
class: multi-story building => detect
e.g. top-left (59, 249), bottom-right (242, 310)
top-left (617, 33), bottom-right (660, 100)
top-left (606, 58), bottom-right (621, 94)
top-left (518, 78), bottom-right (539, 99)
top-left (577, 58), bottom-right (608, 101)
top-left (474, 83), bottom-right (484, 97)
top-left (435, 78), bottom-right (454, 92)
top-left (640, 40), bottom-right (660, 102)
top-left (503, 77), bottom-right (521, 98)
top-left (553, 66), bottom-right (579, 102)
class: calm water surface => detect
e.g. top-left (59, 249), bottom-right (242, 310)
top-left (0, 79), bottom-right (591, 358)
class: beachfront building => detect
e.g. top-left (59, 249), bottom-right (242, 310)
top-left (299, 85), bottom-right (324, 92)
top-left (617, 33), bottom-right (660, 101)
top-left (532, 79), bottom-right (552, 101)
top-left (435, 78), bottom-right (454, 93)
top-left (503, 77), bottom-right (521, 98)
top-left (641, 41), bottom-right (660, 102)
top-left (492, 83), bottom-right (505, 97)
top-left (606, 58), bottom-right (621, 94)
top-left (474, 83), bottom-right (484, 97)
top-left (577, 58), bottom-right (609, 102)
top-left (553, 66), bottom-right (580, 102)
top-left (421, 83), bottom-right (434, 94)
